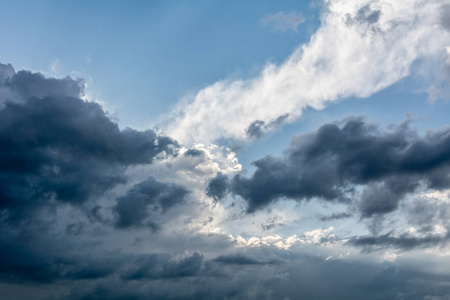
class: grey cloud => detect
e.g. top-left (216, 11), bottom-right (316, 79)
top-left (120, 252), bottom-right (203, 280)
top-left (0, 64), bottom-right (179, 222)
top-left (246, 120), bottom-right (265, 139)
top-left (0, 66), bottom-right (83, 106)
top-left (246, 114), bottom-right (288, 139)
top-left (319, 212), bottom-right (353, 222)
top-left (356, 4), bottom-right (381, 24)
top-left (359, 176), bottom-right (419, 217)
top-left (349, 231), bottom-right (450, 251)
top-left (0, 224), bottom-right (202, 284)
top-left (261, 215), bottom-right (284, 231)
top-left (113, 177), bottom-right (189, 229)
top-left (58, 251), bottom-right (450, 300)
top-left (205, 173), bottom-right (229, 202)
top-left (184, 148), bottom-right (204, 157)
top-left (346, 4), bottom-right (381, 28)
top-left (0, 63), bottom-right (15, 81)
top-left (213, 254), bottom-right (281, 266)
top-left (213, 254), bottom-right (262, 265)
top-left (351, 194), bottom-right (450, 252)
top-left (2, 219), bottom-right (450, 300)
top-left (407, 197), bottom-right (450, 231)
top-left (441, 4), bottom-right (450, 31)
top-left (209, 118), bottom-right (450, 216)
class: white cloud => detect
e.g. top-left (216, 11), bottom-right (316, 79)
top-left (231, 234), bottom-right (301, 250)
top-left (261, 11), bottom-right (305, 33)
top-left (229, 226), bottom-right (340, 250)
top-left (302, 226), bottom-right (336, 245)
top-left (49, 59), bottom-right (62, 74)
top-left (165, 0), bottom-right (450, 145)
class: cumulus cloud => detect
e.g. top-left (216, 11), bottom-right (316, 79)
top-left (208, 117), bottom-right (450, 217)
top-left (165, 0), bottom-right (450, 145)
top-left (0, 66), bottom-right (179, 223)
top-left (205, 172), bottom-right (230, 202)
top-left (113, 177), bottom-right (189, 229)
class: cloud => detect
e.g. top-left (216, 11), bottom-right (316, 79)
top-left (213, 254), bottom-right (263, 265)
top-left (319, 212), bottom-right (353, 222)
top-left (208, 117), bottom-right (450, 216)
top-left (246, 114), bottom-right (289, 140)
top-left (349, 231), bottom-right (450, 252)
top-left (165, 0), bottom-right (450, 144)
top-left (0, 64), bottom-right (178, 222)
top-left (113, 177), bottom-right (189, 229)
top-left (0, 222), bottom-right (203, 283)
top-left (353, 4), bottom-right (381, 24)
top-left (205, 172), bottom-right (230, 202)
top-left (440, 4), bottom-right (450, 31)
top-left (119, 252), bottom-right (203, 280)
top-left (56, 250), bottom-right (450, 300)
top-left (0, 62), bottom-right (15, 81)
top-left (0, 67), bottom-right (83, 106)
top-left (261, 11), bottom-right (305, 33)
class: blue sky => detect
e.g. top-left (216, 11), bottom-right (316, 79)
top-left (1, 1), bottom-right (450, 299)
top-left (0, 0), bottom-right (320, 127)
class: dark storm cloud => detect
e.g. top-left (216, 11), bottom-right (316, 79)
top-left (120, 252), bottom-right (203, 280)
top-left (113, 177), bottom-right (189, 229)
top-left (359, 176), bottom-right (419, 217)
top-left (0, 65), bottom-right (179, 221)
top-left (0, 223), bottom-right (124, 283)
top-left (209, 117), bottom-right (450, 215)
top-left (59, 251), bottom-right (450, 300)
top-left (205, 173), bottom-right (229, 202)
top-left (0, 224), bottom-right (202, 283)
top-left (0, 64), bottom-right (83, 106)
top-left (0, 63), bottom-right (211, 300)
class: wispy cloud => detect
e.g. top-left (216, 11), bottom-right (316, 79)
top-left (261, 11), bottom-right (305, 33)
top-left (165, 1), bottom-right (450, 145)
top-left (49, 58), bottom-right (62, 74)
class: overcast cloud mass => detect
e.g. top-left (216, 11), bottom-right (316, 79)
top-left (1, 0), bottom-right (450, 299)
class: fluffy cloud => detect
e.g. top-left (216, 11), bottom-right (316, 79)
top-left (166, 0), bottom-right (450, 144)
top-left (113, 177), bottom-right (189, 230)
top-left (0, 64), bottom-right (179, 223)
top-left (208, 117), bottom-right (450, 217)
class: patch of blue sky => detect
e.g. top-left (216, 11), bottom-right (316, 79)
top-left (0, 0), bottom-right (320, 129)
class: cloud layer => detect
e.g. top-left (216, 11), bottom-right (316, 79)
top-left (1, 60), bottom-right (450, 299)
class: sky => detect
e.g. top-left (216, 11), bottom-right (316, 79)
top-left (1, 0), bottom-right (450, 299)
